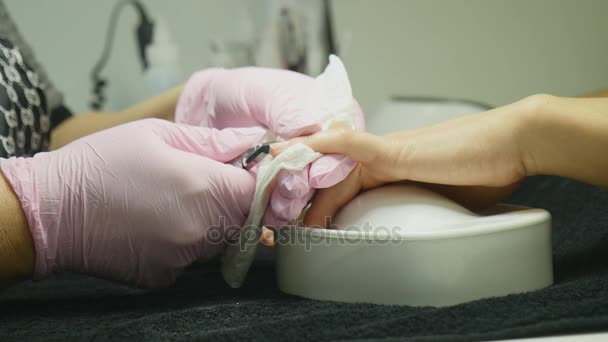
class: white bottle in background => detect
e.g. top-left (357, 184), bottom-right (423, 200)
top-left (144, 19), bottom-right (181, 97)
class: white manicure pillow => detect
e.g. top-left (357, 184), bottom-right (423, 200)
top-left (276, 184), bottom-right (553, 306)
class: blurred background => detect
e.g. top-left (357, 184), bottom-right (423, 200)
top-left (5, 0), bottom-right (608, 116)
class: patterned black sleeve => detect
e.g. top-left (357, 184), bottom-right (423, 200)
top-left (0, 0), bottom-right (72, 158)
top-left (0, 38), bottom-right (51, 157)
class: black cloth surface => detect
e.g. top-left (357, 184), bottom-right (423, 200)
top-left (2, 175), bottom-right (608, 341)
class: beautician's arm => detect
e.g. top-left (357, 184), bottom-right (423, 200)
top-left (0, 172), bottom-right (34, 287)
top-left (49, 85), bottom-right (183, 150)
top-left (1, 85), bottom-right (184, 286)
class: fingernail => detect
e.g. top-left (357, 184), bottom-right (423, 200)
top-left (260, 227), bottom-right (275, 247)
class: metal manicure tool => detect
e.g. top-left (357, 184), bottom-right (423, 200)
top-left (233, 141), bottom-right (278, 170)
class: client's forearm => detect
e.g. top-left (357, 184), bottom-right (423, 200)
top-left (522, 95), bottom-right (608, 187)
top-left (0, 169), bottom-right (34, 287)
top-left (49, 84), bottom-right (183, 150)
top-left (119, 84), bottom-right (184, 122)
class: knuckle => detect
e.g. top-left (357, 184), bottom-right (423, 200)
top-left (521, 94), bottom-right (555, 114)
top-left (334, 127), bottom-right (355, 145)
top-left (136, 118), bottom-right (170, 133)
top-left (140, 117), bottom-right (166, 125)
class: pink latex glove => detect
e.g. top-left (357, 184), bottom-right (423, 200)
top-left (175, 67), bottom-right (365, 227)
top-left (0, 119), bottom-right (268, 288)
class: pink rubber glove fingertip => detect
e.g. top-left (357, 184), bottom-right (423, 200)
top-left (277, 168), bottom-right (310, 199)
top-left (309, 154), bottom-right (357, 189)
top-left (264, 187), bottom-right (314, 228)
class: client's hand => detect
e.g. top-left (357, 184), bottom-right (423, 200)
top-left (0, 119), bottom-right (267, 288)
top-left (174, 67), bottom-right (365, 228)
top-left (275, 96), bottom-right (545, 227)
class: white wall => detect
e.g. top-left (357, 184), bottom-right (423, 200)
top-left (331, 0), bottom-right (608, 111)
top-left (5, 0), bottom-right (249, 113)
top-left (6, 0), bottom-right (608, 115)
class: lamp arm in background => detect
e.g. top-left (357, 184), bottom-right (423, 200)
top-left (90, 0), bottom-right (154, 110)
top-left (323, 0), bottom-right (337, 55)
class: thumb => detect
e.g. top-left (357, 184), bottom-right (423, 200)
top-left (271, 128), bottom-right (385, 163)
top-left (147, 119), bottom-right (268, 162)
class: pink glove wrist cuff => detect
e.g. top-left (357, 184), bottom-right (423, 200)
top-left (1, 157), bottom-right (50, 280)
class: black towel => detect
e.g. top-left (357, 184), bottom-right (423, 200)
top-left (2, 175), bottom-right (608, 341)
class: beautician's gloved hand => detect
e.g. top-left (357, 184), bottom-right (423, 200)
top-left (175, 67), bottom-right (365, 228)
top-left (0, 119), bottom-right (267, 288)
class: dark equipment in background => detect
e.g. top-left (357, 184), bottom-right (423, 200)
top-left (280, 0), bottom-right (338, 74)
top-left (323, 0), bottom-right (337, 56)
top-left (90, 0), bottom-right (154, 110)
top-left (89, 0), bottom-right (337, 110)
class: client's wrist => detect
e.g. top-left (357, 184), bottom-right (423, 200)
top-left (512, 94), bottom-right (561, 177)
top-left (0, 165), bottom-right (34, 284)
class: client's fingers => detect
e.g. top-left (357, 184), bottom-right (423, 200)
top-left (304, 165), bottom-right (363, 228)
top-left (271, 128), bottom-right (385, 163)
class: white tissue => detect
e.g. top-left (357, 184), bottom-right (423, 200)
top-left (221, 55), bottom-right (357, 288)
top-left (312, 55), bottom-right (357, 131)
top-left (221, 143), bottom-right (320, 288)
